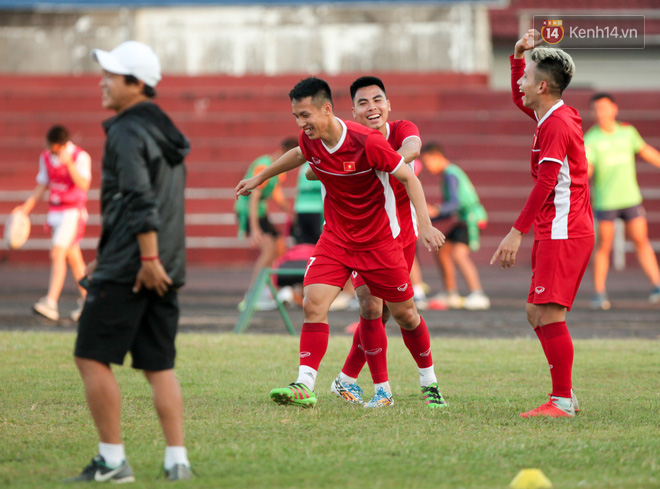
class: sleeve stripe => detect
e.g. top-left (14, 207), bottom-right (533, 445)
top-left (390, 157), bottom-right (405, 174)
top-left (539, 157), bottom-right (564, 165)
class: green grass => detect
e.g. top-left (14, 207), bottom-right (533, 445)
top-left (0, 332), bottom-right (658, 488)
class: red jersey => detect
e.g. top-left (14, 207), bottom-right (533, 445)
top-left (510, 56), bottom-right (594, 240)
top-left (300, 118), bottom-right (405, 250)
top-left (385, 120), bottom-right (422, 247)
top-left (40, 144), bottom-right (88, 212)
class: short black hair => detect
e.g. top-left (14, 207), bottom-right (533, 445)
top-left (289, 77), bottom-right (333, 109)
top-left (124, 74), bottom-right (157, 98)
top-left (350, 76), bottom-right (386, 102)
top-left (280, 137), bottom-right (299, 153)
top-left (421, 142), bottom-right (445, 156)
top-left (590, 92), bottom-right (615, 104)
top-left (46, 125), bottom-right (69, 145)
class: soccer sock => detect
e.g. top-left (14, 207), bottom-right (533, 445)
top-left (534, 325), bottom-right (548, 356)
top-left (400, 316), bottom-right (433, 369)
top-left (338, 372), bottom-right (357, 384)
top-left (98, 442), bottom-right (125, 468)
top-left (540, 321), bottom-right (573, 399)
top-left (359, 316), bottom-right (389, 384)
top-left (418, 366), bottom-right (438, 388)
top-left (374, 381), bottom-right (392, 395)
top-left (340, 320), bottom-right (367, 379)
top-left (297, 322), bottom-right (329, 390)
top-left (164, 446), bottom-right (190, 470)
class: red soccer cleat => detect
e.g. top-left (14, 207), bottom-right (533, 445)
top-left (520, 395), bottom-right (575, 418)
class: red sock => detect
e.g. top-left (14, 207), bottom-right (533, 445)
top-left (540, 321), bottom-right (573, 398)
top-left (341, 321), bottom-right (367, 378)
top-left (359, 317), bottom-right (388, 384)
top-left (400, 316), bottom-right (433, 369)
top-left (534, 326), bottom-right (547, 355)
top-left (299, 322), bottom-right (329, 370)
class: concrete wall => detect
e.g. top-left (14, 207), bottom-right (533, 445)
top-left (0, 4), bottom-right (492, 75)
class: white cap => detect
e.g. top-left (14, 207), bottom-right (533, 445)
top-left (92, 41), bottom-right (162, 87)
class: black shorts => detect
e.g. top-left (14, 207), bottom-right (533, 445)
top-left (595, 204), bottom-right (645, 222)
top-left (74, 281), bottom-right (179, 371)
top-left (445, 222), bottom-right (469, 246)
top-left (292, 212), bottom-right (323, 244)
top-left (247, 216), bottom-right (279, 237)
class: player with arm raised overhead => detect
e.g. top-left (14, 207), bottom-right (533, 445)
top-left (491, 30), bottom-right (594, 418)
top-left (236, 77), bottom-right (445, 409)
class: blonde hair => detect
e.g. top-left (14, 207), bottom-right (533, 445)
top-left (530, 47), bottom-right (575, 95)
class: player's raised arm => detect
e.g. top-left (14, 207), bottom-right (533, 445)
top-left (235, 146), bottom-right (306, 198)
top-left (511, 29), bottom-right (542, 120)
top-left (392, 163), bottom-right (445, 253)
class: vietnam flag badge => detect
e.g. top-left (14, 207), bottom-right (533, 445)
top-left (343, 161), bottom-right (356, 172)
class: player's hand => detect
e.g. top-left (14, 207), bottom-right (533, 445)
top-left (250, 227), bottom-right (263, 248)
top-left (515, 29), bottom-right (542, 57)
top-left (85, 259), bottom-right (97, 278)
top-left (490, 227), bottom-right (523, 269)
top-left (419, 224), bottom-right (445, 254)
top-left (133, 259), bottom-right (173, 296)
top-left (235, 176), bottom-right (261, 199)
top-left (57, 148), bottom-right (74, 167)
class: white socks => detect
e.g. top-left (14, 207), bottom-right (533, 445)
top-left (164, 446), bottom-right (190, 470)
top-left (338, 371), bottom-right (357, 384)
top-left (374, 381), bottom-right (392, 395)
top-left (98, 443), bottom-right (125, 468)
top-left (98, 442), bottom-right (189, 471)
top-left (296, 365), bottom-right (317, 391)
top-left (419, 366), bottom-right (437, 387)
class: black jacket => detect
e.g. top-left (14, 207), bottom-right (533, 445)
top-left (93, 101), bottom-right (189, 287)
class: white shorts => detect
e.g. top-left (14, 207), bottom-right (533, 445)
top-left (47, 208), bottom-right (87, 248)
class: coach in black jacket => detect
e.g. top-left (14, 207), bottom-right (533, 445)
top-left (67, 41), bottom-right (193, 483)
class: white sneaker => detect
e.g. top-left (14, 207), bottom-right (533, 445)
top-left (33, 297), bottom-right (59, 321)
top-left (276, 286), bottom-right (294, 307)
top-left (434, 292), bottom-right (462, 309)
top-left (463, 291), bottom-right (491, 310)
top-left (330, 292), bottom-right (354, 311)
top-left (70, 298), bottom-right (85, 322)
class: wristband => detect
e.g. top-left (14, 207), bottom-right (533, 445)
top-left (140, 256), bottom-right (160, 262)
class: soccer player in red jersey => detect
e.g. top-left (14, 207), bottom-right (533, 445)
top-left (327, 76), bottom-right (447, 409)
top-left (491, 30), bottom-right (594, 418)
top-left (235, 77), bottom-right (446, 409)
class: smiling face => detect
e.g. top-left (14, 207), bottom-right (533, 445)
top-left (99, 70), bottom-right (145, 113)
top-left (517, 59), bottom-right (541, 110)
top-left (292, 95), bottom-right (332, 141)
top-left (352, 85), bottom-right (391, 134)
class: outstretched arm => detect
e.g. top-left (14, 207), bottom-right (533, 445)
top-left (392, 164), bottom-right (445, 253)
top-left (235, 146), bottom-right (306, 198)
top-left (639, 144), bottom-right (660, 169)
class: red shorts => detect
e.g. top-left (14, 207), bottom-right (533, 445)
top-left (527, 236), bottom-right (594, 311)
top-left (304, 236), bottom-right (413, 303)
top-left (351, 240), bottom-right (416, 290)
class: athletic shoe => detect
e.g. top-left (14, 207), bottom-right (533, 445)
top-left (519, 395), bottom-right (575, 418)
top-left (649, 286), bottom-right (660, 304)
top-left (364, 387), bottom-right (394, 408)
top-left (414, 297), bottom-right (429, 311)
top-left (427, 296), bottom-right (448, 311)
top-left (70, 298), bottom-right (84, 322)
top-left (463, 291), bottom-right (491, 310)
top-left (270, 382), bottom-right (317, 408)
top-left (591, 292), bottom-right (611, 310)
top-left (421, 383), bottom-right (448, 409)
top-left (277, 286), bottom-right (295, 307)
top-left (344, 321), bottom-right (359, 334)
top-left (571, 388), bottom-right (580, 413)
top-left (330, 292), bottom-right (353, 311)
top-left (33, 297), bottom-right (59, 321)
top-left (165, 463), bottom-right (193, 481)
top-left (63, 455), bottom-right (135, 483)
top-left (330, 377), bottom-right (364, 404)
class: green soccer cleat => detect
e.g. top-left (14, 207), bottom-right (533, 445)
top-left (270, 382), bottom-right (317, 408)
top-left (421, 383), bottom-right (448, 409)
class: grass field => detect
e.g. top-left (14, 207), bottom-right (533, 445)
top-left (0, 331), bottom-right (658, 488)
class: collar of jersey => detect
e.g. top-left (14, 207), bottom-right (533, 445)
top-left (536, 99), bottom-right (565, 127)
top-left (322, 117), bottom-right (347, 154)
